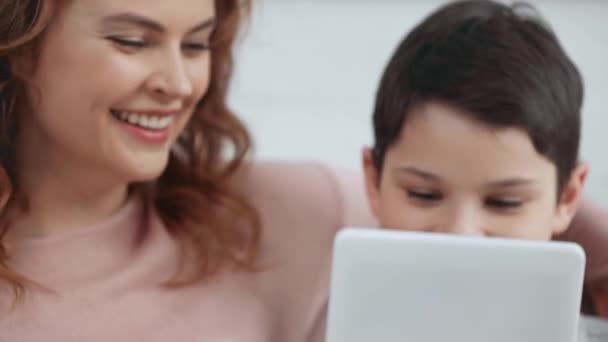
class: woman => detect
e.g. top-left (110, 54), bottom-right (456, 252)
top-left (0, 0), bottom-right (606, 341)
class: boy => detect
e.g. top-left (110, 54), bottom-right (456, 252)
top-left (361, 0), bottom-right (606, 330)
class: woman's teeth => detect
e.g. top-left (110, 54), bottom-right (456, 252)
top-left (112, 110), bottom-right (174, 130)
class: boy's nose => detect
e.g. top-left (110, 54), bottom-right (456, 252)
top-left (439, 205), bottom-right (485, 236)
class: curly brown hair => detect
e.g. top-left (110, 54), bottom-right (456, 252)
top-left (0, 0), bottom-right (260, 299)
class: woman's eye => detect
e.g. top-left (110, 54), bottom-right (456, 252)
top-left (407, 190), bottom-right (442, 202)
top-left (182, 42), bottom-right (210, 51)
top-left (486, 197), bottom-right (523, 209)
top-left (107, 36), bottom-right (147, 48)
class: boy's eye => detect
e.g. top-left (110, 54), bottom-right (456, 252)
top-left (407, 189), bottom-right (443, 202)
top-left (485, 197), bottom-right (523, 210)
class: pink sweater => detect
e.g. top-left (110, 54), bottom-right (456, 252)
top-left (2, 161), bottom-right (608, 341)
top-left (0, 162), bottom-right (373, 342)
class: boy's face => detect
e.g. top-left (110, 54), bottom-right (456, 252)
top-left (363, 101), bottom-right (587, 240)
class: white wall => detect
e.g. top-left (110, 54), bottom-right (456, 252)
top-left (228, 0), bottom-right (608, 205)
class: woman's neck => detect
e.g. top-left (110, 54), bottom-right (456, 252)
top-left (11, 141), bottom-right (131, 240)
top-left (12, 178), bottom-right (129, 239)
top-left (10, 173), bottom-right (129, 239)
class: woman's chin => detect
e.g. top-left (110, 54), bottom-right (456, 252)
top-left (119, 158), bottom-right (170, 184)
top-left (130, 167), bottom-right (167, 184)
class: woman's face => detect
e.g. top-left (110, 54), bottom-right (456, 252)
top-left (20, 0), bottom-right (215, 182)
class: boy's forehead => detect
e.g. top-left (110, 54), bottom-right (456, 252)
top-left (388, 101), bottom-right (557, 185)
top-left (401, 101), bottom-right (527, 148)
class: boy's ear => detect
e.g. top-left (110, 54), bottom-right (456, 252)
top-left (552, 162), bottom-right (589, 235)
top-left (362, 147), bottom-right (381, 220)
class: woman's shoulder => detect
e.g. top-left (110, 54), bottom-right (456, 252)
top-left (234, 160), bottom-right (375, 230)
top-left (232, 160), bottom-right (354, 341)
top-left (238, 160), bottom-right (339, 214)
top-left (236, 160), bottom-right (335, 193)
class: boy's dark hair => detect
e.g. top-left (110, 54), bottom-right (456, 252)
top-left (371, 0), bottom-right (583, 192)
